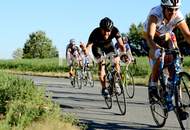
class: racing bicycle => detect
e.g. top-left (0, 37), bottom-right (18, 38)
top-left (148, 48), bottom-right (190, 130)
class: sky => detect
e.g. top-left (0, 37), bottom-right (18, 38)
top-left (0, 0), bottom-right (190, 59)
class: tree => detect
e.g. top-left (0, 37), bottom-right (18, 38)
top-left (174, 13), bottom-right (190, 55)
top-left (12, 48), bottom-right (23, 59)
top-left (23, 31), bottom-right (59, 58)
top-left (127, 23), bottom-right (147, 56)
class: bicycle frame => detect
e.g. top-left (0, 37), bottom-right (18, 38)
top-left (159, 49), bottom-right (182, 100)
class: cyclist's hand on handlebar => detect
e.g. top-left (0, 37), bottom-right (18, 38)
top-left (120, 53), bottom-right (129, 63)
top-left (80, 42), bottom-right (87, 55)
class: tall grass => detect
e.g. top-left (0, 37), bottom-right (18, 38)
top-left (0, 58), bottom-right (68, 72)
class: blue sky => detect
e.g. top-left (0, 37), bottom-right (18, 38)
top-left (0, 0), bottom-right (189, 59)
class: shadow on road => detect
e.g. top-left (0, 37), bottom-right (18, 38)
top-left (81, 119), bottom-right (160, 130)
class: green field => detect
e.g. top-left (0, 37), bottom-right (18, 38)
top-left (0, 57), bottom-right (190, 85)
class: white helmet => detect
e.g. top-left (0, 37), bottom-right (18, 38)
top-left (161, 0), bottom-right (181, 8)
top-left (69, 38), bottom-right (76, 44)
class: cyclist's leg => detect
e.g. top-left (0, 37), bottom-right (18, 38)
top-left (92, 46), bottom-right (108, 97)
top-left (148, 57), bottom-right (160, 98)
top-left (69, 61), bottom-right (74, 77)
top-left (98, 62), bottom-right (108, 95)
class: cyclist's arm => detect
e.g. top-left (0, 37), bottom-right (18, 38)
top-left (177, 20), bottom-right (190, 44)
top-left (116, 37), bottom-right (126, 53)
top-left (146, 15), bottom-right (161, 50)
top-left (85, 42), bottom-right (93, 55)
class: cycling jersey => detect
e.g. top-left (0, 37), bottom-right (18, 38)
top-left (87, 27), bottom-right (121, 59)
top-left (144, 5), bottom-right (184, 35)
top-left (66, 44), bottom-right (81, 66)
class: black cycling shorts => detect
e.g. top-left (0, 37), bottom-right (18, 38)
top-left (92, 44), bottom-right (116, 59)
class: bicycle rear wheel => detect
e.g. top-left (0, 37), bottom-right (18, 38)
top-left (115, 72), bottom-right (127, 115)
top-left (174, 72), bottom-right (190, 130)
top-left (123, 70), bottom-right (135, 98)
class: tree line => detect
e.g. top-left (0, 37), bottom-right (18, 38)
top-left (12, 13), bottom-right (190, 59)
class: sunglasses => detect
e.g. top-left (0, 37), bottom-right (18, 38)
top-left (166, 7), bottom-right (179, 13)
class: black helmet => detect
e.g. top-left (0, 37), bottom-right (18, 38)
top-left (99, 17), bottom-right (113, 31)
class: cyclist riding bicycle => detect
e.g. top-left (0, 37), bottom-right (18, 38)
top-left (79, 43), bottom-right (94, 72)
top-left (81, 17), bottom-right (126, 98)
top-left (143, 0), bottom-right (190, 120)
top-left (66, 39), bottom-right (82, 79)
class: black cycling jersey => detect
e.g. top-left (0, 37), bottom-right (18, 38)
top-left (87, 27), bottom-right (121, 59)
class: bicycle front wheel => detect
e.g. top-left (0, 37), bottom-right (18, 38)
top-left (114, 72), bottom-right (127, 115)
top-left (174, 72), bottom-right (190, 130)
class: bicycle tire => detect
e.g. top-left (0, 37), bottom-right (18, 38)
top-left (114, 72), bottom-right (127, 115)
top-left (174, 72), bottom-right (190, 130)
top-left (123, 70), bottom-right (135, 98)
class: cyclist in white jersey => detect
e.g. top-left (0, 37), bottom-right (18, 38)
top-left (143, 0), bottom-right (190, 120)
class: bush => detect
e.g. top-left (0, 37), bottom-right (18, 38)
top-left (0, 71), bottom-right (63, 130)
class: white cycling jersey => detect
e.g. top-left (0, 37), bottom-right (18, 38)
top-left (144, 5), bottom-right (184, 35)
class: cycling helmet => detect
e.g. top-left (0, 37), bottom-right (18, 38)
top-left (99, 17), bottom-right (114, 31)
top-left (161, 0), bottom-right (181, 8)
top-left (70, 38), bottom-right (76, 44)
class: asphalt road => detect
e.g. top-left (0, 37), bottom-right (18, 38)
top-left (21, 75), bottom-right (190, 130)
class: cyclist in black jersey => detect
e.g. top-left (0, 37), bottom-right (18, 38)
top-left (82, 17), bottom-right (126, 97)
